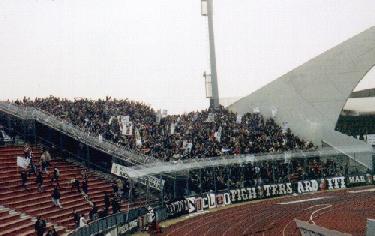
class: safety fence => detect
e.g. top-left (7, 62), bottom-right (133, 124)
top-left (0, 102), bottom-right (155, 166)
top-left (154, 173), bottom-right (375, 223)
top-left (68, 207), bottom-right (148, 236)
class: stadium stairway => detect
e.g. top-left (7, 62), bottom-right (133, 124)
top-left (0, 146), bottom-right (148, 235)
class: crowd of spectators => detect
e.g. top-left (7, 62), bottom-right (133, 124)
top-left (16, 96), bottom-right (316, 161)
top-left (165, 156), bottom-right (349, 199)
top-left (335, 114), bottom-right (375, 138)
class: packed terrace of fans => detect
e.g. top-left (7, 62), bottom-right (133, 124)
top-left (15, 96), bottom-right (316, 161)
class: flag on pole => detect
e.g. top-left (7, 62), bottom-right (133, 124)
top-left (156, 110), bottom-right (162, 124)
top-left (205, 113), bottom-right (215, 122)
top-left (236, 114), bottom-right (242, 124)
top-left (135, 128), bottom-right (142, 147)
top-left (253, 107), bottom-right (260, 113)
top-left (282, 121), bottom-right (288, 134)
top-left (214, 126), bottom-right (223, 143)
top-left (123, 122), bottom-right (133, 136)
top-left (170, 122), bottom-right (176, 135)
top-left (271, 107), bottom-right (278, 118)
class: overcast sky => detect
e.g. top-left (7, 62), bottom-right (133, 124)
top-left (0, 0), bottom-right (375, 114)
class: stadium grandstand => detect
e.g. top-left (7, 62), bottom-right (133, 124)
top-left (1, 1), bottom-right (375, 236)
top-left (336, 88), bottom-right (375, 141)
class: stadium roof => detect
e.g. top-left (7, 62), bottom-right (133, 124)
top-left (229, 26), bottom-right (375, 169)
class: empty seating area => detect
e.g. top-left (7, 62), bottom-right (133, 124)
top-left (0, 145), bottom-right (146, 235)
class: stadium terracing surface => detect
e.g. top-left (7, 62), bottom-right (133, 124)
top-left (159, 186), bottom-right (375, 236)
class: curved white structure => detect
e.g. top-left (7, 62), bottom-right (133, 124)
top-left (229, 27), bottom-right (375, 169)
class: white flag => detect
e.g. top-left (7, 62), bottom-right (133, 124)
top-left (192, 113), bottom-right (198, 122)
top-left (282, 121), bottom-right (288, 134)
top-left (214, 126), bottom-right (223, 143)
top-left (123, 116), bottom-right (130, 124)
top-left (108, 116), bottom-right (114, 125)
top-left (253, 107), bottom-right (260, 113)
top-left (156, 110), bottom-right (162, 124)
top-left (17, 156), bottom-right (29, 169)
top-left (271, 107), bottom-right (278, 118)
top-left (187, 142), bottom-right (193, 153)
top-left (206, 113), bottom-right (215, 122)
top-left (284, 152), bottom-right (291, 163)
top-left (162, 110), bottom-right (168, 118)
top-left (135, 128), bottom-right (142, 147)
top-left (170, 122), bottom-right (175, 135)
top-left (236, 114), bottom-right (242, 124)
top-left (123, 122), bottom-right (133, 136)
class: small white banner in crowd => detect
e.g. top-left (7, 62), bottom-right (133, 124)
top-left (253, 107), bottom-right (260, 113)
top-left (111, 163), bottom-right (164, 191)
top-left (170, 122), bottom-right (176, 135)
top-left (236, 114), bottom-right (242, 124)
top-left (206, 113), bottom-right (215, 122)
top-left (17, 156), bottom-right (29, 169)
top-left (282, 121), bottom-right (289, 134)
top-left (365, 134), bottom-right (375, 146)
top-left (271, 107), bottom-right (278, 118)
top-left (135, 128), bottom-right (142, 147)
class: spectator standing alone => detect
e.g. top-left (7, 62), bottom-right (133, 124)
top-left (71, 177), bottom-right (80, 193)
top-left (36, 171), bottom-right (43, 192)
top-left (82, 178), bottom-right (88, 195)
top-left (79, 214), bottom-right (87, 227)
top-left (46, 226), bottom-right (58, 236)
top-left (51, 167), bottom-right (60, 188)
top-left (34, 216), bottom-right (46, 236)
top-left (20, 170), bottom-right (28, 190)
top-left (72, 209), bottom-right (80, 228)
top-left (104, 193), bottom-right (110, 211)
top-left (51, 186), bottom-right (62, 208)
top-left (40, 148), bottom-right (51, 173)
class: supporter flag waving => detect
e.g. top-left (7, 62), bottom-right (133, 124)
top-left (215, 126), bottom-right (223, 143)
top-left (135, 128), bottom-right (142, 147)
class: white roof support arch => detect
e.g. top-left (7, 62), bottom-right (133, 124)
top-left (229, 27), bottom-right (375, 169)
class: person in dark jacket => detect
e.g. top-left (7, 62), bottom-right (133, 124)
top-left (46, 225), bottom-right (58, 236)
top-left (20, 170), bottom-right (28, 190)
top-left (111, 197), bottom-right (120, 214)
top-left (72, 208), bottom-right (80, 228)
top-left (34, 216), bottom-right (46, 236)
top-left (71, 177), bottom-right (80, 193)
top-left (51, 186), bottom-right (62, 208)
top-left (89, 203), bottom-right (98, 221)
top-left (112, 181), bottom-right (118, 193)
top-left (82, 179), bottom-right (88, 194)
top-left (51, 168), bottom-right (60, 188)
top-left (104, 193), bottom-right (110, 211)
top-left (36, 171), bottom-right (43, 192)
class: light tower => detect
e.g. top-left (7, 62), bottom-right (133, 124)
top-left (202, 0), bottom-right (219, 109)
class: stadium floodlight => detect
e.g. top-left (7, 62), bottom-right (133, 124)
top-left (201, 0), bottom-right (219, 109)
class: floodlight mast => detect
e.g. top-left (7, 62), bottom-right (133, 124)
top-left (202, 0), bottom-right (219, 109)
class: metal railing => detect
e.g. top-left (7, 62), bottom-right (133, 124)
top-left (121, 146), bottom-right (372, 178)
top-left (0, 102), bottom-right (159, 166)
top-left (68, 207), bottom-right (148, 236)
